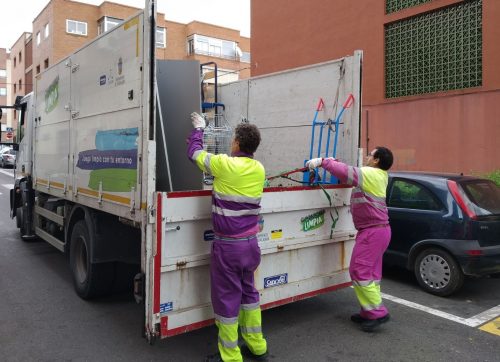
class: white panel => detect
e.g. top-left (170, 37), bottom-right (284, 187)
top-left (68, 14), bottom-right (144, 213)
top-left (219, 53), bottom-right (362, 178)
top-left (72, 15), bottom-right (142, 117)
top-left (158, 187), bottom-right (356, 328)
top-left (34, 57), bottom-right (72, 189)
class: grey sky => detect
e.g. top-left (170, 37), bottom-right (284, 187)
top-left (1, 0), bottom-right (250, 50)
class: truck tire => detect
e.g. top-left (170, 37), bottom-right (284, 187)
top-left (16, 207), bottom-right (22, 229)
top-left (414, 248), bottom-right (464, 297)
top-left (70, 220), bottom-right (115, 299)
top-left (17, 201), bottom-right (34, 241)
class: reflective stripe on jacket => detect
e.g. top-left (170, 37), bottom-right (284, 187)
top-left (187, 129), bottom-right (265, 237)
top-left (321, 158), bottom-right (389, 230)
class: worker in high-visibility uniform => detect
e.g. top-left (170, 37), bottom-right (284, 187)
top-left (187, 112), bottom-right (268, 362)
top-left (306, 146), bottom-right (393, 332)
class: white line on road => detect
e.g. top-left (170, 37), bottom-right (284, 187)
top-left (465, 305), bottom-right (500, 327)
top-left (0, 169), bottom-right (14, 176)
top-left (382, 292), bottom-right (500, 327)
top-left (2, 184), bottom-right (14, 189)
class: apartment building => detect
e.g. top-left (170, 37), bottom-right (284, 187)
top-left (32, 0), bottom-right (250, 84)
top-left (6, 33), bottom-right (33, 142)
top-left (0, 48), bottom-right (8, 142)
top-left (251, 0), bottom-right (499, 174)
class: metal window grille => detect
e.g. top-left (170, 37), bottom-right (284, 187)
top-left (386, 0), bottom-right (432, 14)
top-left (385, 0), bottom-right (482, 99)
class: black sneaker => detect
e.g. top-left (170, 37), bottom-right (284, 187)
top-left (240, 344), bottom-right (269, 361)
top-left (204, 352), bottom-right (223, 362)
top-left (350, 313), bottom-right (367, 323)
top-left (360, 314), bottom-right (390, 332)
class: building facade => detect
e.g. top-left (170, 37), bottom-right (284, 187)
top-left (251, 0), bottom-right (499, 174)
top-left (0, 48), bottom-right (8, 142)
top-left (3, 0), bottom-right (250, 143)
top-left (31, 0), bottom-right (250, 84)
top-left (7, 33), bottom-right (33, 143)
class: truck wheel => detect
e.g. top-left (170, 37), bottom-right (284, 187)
top-left (16, 207), bottom-right (22, 229)
top-left (414, 248), bottom-right (464, 297)
top-left (70, 220), bottom-right (114, 299)
top-left (17, 204), bottom-right (33, 241)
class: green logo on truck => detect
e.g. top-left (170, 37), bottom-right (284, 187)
top-left (45, 76), bottom-right (59, 113)
top-left (301, 210), bottom-right (325, 232)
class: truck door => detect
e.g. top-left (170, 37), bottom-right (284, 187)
top-left (69, 14), bottom-right (144, 213)
top-left (34, 59), bottom-right (72, 192)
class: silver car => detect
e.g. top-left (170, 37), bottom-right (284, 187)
top-left (0, 148), bottom-right (16, 168)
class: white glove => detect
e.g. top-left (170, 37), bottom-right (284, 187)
top-left (190, 112), bottom-right (206, 129)
top-left (306, 158), bottom-right (323, 170)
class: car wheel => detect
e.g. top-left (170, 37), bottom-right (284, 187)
top-left (414, 248), bottom-right (464, 297)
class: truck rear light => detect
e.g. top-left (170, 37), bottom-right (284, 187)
top-left (447, 180), bottom-right (477, 220)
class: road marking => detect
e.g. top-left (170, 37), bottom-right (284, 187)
top-left (466, 305), bottom-right (500, 327)
top-left (479, 317), bottom-right (500, 336)
top-left (2, 184), bottom-right (14, 189)
top-left (0, 169), bottom-right (14, 176)
top-left (381, 293), bottom-right (500, 327)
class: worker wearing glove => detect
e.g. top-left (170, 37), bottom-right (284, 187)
top-left (191, 111), bottom-right (206, 129)
top-left (187, 112), bottom-right (268, 362)
top-left (306, 147), bottom-right (394, 333)
top-left (306, 157), bottom-right (328, 170)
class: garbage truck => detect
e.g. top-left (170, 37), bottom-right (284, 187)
top-left (9, 0), bottom-right (363, 343)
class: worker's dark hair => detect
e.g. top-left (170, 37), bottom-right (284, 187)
top-left (373, 146), bottom-right (393, 170)
top-left (235, 123), bottom-right (261, 154)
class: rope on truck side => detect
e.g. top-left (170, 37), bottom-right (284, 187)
top-left (265, 167), bottom-right (340, 239)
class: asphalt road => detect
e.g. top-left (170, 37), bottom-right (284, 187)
top-left (0, 168), bottom-right (499, 361)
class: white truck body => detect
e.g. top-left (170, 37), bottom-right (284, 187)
top-left (32, 13), bottom-right (147, 222)
top-left (11, 1), bottom-right (362, 342)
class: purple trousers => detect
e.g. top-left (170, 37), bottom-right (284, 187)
top-left (210, 236), bottom-right (261, 317)
top-left (349, 225), bottom-right (391, 319)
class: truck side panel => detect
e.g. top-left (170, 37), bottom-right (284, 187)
top-left (34, 60), bottom-right (72, 191)
top-left (219, 52), bottom-right (362, 181)
top-left (153, 186), bottom-right (355, 336)
top-left (33, 14), bottom-right (145, 221)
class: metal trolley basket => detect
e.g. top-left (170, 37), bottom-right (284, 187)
top-left (202, 112), bottom-right (233, 185)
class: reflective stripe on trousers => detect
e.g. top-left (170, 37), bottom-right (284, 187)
top-left (239, 304), bottom-right (267, 356)
top-left (211, 237), bottom-right (267, 360)
top-left (349, 225), bottom-right (391, 319)
top-left (215, 316), bottom-right (242, 362)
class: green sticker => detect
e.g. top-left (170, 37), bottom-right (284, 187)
top-left (88, 168), bottom-right (137, 192)
top-left (45, 76), bottom-right (59, 113)
top-left (301, 210), bottom-right (325, 232)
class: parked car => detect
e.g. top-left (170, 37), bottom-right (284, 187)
top-left (0, 148), bottom-right (16, 168)
top-left (0, 145), bottom-right (12, 154)
top-left (384, 171), bottom-right (500, 296)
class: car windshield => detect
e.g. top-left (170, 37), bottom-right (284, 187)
top-left (460, 180), bottom-right (500, 215)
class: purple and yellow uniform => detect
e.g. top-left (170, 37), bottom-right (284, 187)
top-left (188, 129), bottom-right (267, 362)
top-left (322, 158), bottom-right (391, 320)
